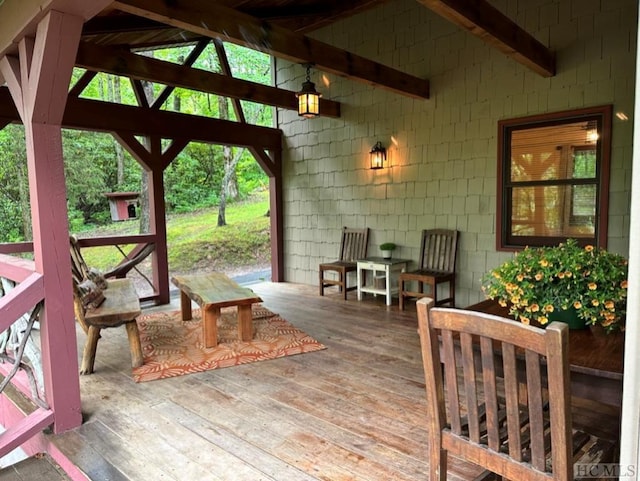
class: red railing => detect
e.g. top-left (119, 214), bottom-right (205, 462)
top-left (0, 255), bottom-right (53, 458)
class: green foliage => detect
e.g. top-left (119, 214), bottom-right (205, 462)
top-left (164, 143), bottom-right (222, 212)
top-left (482, 239), bottom-right (628, 332)
top-left (236, 151), bottom-right (268, 196)
top-left (0, 40), bottom-right (271, 240)
top-left (0, 125), bottom-right (29, 241)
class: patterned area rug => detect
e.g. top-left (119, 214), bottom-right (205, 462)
top-left (132, 305), bottom-right (326, 382)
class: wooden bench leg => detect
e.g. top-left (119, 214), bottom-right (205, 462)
top-left (203, 306), bottom-right (220, 348)
top-left (180, 290), bottom-right (193, 320)
top-left (80, 326), bottom-right (101, 375)
top-left (237, 305), bottom-right (253, 342)
top-left (126, 321), bottom-right (143, 368)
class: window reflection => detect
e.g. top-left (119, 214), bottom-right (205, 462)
top-left (497, 105), bottom-right (612, 249)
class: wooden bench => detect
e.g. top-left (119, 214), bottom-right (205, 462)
top-left (171, 273), bottom-right (262, 348)
top-left (73, 278), bottom-right (143, 375)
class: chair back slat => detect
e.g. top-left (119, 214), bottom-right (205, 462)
top-left (420, 229), bottom-right (458, 272)
top-left (502, 343), bottom-right (524, 461)
top-left (480, 336), bottom-right (500, 451)
top-left (339, 227), bottom-right (369, 262)
top-left (526, 350), bottom-right (547, 471)
top-left (441, 331), bottom-right (462, 433)
top-left (460, 332), bottom-right (481, 442)
top-left (417, 298), bottom-right (574, 481)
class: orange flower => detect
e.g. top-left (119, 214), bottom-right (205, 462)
top-left (585, 245), bottom-right (594, 252)
top-left (520, 317), bottom-right (530, 325)
top-left (498, 299), bottom-right (507, 307)
top-left (538, 316), bottom-right (549, 325)
top-left (557, 272), bottom-right (565, 279)
top-left (564, 271), bottom-right (573, 278)
top-left (604, 300), bottom-right (615, 310)
top-left (588, 282), bottom-right (597, 290)
top-left (535, 272), bottom-right (544, 281)
top-left (573, 301), bottom-right (582, 309)
top-left (539, 259), bottom-right (549, 267)
top-left (544, 304), bottom-right (554, 313)
top-left (530, 303), bottom-right (540, 312)
top-left (592, 299), bottom-right (600, 306)
top-left (621, 280), bottom-right (628, 289)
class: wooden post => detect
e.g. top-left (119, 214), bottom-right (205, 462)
top-left (249, 146), bottom-right (284, 282)
top-left (0, 10), bottom-right (83, 432)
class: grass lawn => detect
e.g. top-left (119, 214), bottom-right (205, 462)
top-left (77, 191), bottom-right (271, 277)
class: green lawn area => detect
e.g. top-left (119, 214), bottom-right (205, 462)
top-left (79, 191), bottom-right (271, 274)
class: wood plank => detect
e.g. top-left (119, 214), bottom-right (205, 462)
top-left (83, 279), bottom-right (141, 327)
top-left (112, 0), bottom-right (430, 99)
top-left (0, 453), bottom-right (73, 480)
top-left (47, 282), bottom-right (619, 481)
top-left (171, 273), bottom-right (262, 307)
top-left (0, 86), bottom-right (284, 151)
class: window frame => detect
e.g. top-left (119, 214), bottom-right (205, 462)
top-left (496, 105), bottom-right (612, 251)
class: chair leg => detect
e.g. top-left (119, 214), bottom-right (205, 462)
top-left (340, 271), bottom-right (347, 300)
top-left (126, 321), bottom-right (144, 368)
top-left (399, 278), bottom-right (405, 311)
top-left (80, 325), bottom-right (101, 375)
top-left (449, 281), bottom-right (455, 307)
top-left (319, 269), bottom-right (325, 296)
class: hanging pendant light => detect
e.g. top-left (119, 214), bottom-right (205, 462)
top-left (296, 64), bottom-right (321, 118)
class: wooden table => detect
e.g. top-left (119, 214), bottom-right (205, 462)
top-left (356, 257), bottom-right (410, 306)
top-left (171, 273), bottom-right (262, 348)
top-left (467, 299), bottom-right (624, 407)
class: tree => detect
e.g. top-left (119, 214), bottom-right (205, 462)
top-left (0, 125), bottom-right (30, 241)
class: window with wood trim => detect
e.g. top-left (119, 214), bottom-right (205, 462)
top-left (497, 105), bottom-right (612, 250)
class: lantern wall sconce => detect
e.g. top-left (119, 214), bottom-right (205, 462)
top-left (370, 141), bottom-right (387, 169)
top-left (296, 64), bottom-right (322, 118)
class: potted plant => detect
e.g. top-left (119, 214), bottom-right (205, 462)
top-left (481, 239), bottom-right (628, 332)
top-left (380, 242), bottom-right (396, 259)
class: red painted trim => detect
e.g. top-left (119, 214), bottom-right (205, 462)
top-left (0, 408), bottom-right (54, 458)
top-left (75, 234), bottom-right (155, 248)
top-left (0, 273), bottom-right (44, 333)
top-left (0, 242), bottom-right (34, 255)
top-left (0, 254), bottom-right (36, 282)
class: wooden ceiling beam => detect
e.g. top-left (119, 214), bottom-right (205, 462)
top-left (417, 0), bottom-right (555, 77)
top-left (0, 0), bottom-right (112, 57)
top-left (75, 42), bottom-right (341, 118)
top-left (112, 0), bottom-right (429, 99)
top-left (0, 86), bottom-right (282, 150)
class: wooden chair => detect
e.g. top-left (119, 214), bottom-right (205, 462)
top-left (319, 227), bottom-right (369, 300)
top-left (73, 278), bottom-right (143, 375)
top-left (416, 297), bottom-right (617, 481)
top-left (70, 236), bottom-right (144, 374)
top-left (399, 229), bottom-right (458, 310)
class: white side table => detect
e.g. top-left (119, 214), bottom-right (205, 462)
top-left (357, 257), bottom-right (410, 306)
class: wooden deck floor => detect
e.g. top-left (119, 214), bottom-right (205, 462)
top-left (44, 282), bottom-right (619, 481)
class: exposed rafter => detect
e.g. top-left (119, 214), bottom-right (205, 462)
top-left (75, 42), bottom-right (341, 118)
top-left (112, 0), bottom-right (430, 100)
top-left (416, 0), bottom-right (555, 77)
top-left (0, 87), bottom-right (282, 150)
top-left (0, 0), bottom-right (112, 57)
